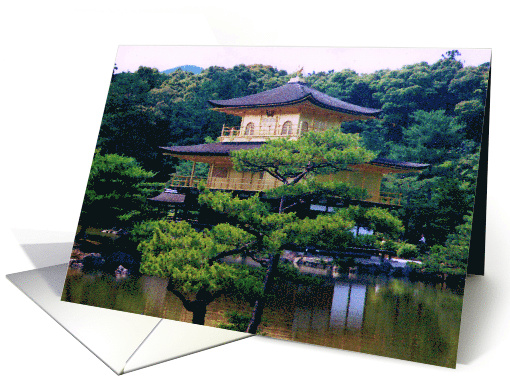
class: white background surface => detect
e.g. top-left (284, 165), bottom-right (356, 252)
top-left (2, 2), bottom-right (509, 381)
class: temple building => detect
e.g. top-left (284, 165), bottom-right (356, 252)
top-left (159, 76), bottom-right (428, 207)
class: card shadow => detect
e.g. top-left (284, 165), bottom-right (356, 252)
top-left (18, 242), bottom-right (73, 296)
top-left (456, 275), bottom-right (495, 364)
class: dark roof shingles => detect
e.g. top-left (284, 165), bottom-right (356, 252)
top-left (149, 192), bottom-right (186, 203)
top-left (370, 157), bottom-right (430, 169)
top-left (160, 142), bottom-right (263, 156)
top-left (208, 81), bottom-right (380, 116)
top-left (161, 142), bottom-right (429, 170)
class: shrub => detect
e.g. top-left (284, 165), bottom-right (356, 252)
top-left (397, 243), bottom-right (419, 259)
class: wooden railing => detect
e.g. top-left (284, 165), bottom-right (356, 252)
top-left (168, 175), bottom-right (208, 188)
top-left (168, 175), bottom-right (276, 192)
top-left (220, 125), bottom-right (302, 139)
top-left (168, 175), bottom-right (403, 206)
top-left (208, 178), bottom-right (277, 192)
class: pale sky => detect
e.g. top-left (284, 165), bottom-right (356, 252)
top-left (115, 46), bottom-right (491, 75)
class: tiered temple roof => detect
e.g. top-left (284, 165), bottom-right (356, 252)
top-left (161, 142), bottom-right (429, 172)
top-left (208, 78), bottom-right (381, 117)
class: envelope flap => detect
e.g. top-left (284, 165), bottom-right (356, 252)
top-left (7, 264), bottom-right (161, 374)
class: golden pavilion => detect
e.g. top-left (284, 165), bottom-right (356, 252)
top-left (160, 76), bottom-right (428, 207)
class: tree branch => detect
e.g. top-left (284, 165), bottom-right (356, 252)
top-left (290, 168), bottom-right (311, 185)
top-left (208, 240), bottom-right (258, 265)
top-left (244, 250), bottom-right (266, 266)
top-left (282, 199), bottom-right (308, 211)
top-left (211, 289), bottom-right (225, 301)
top-left (166, 281), bottom-right (193, 311)
top-left (265, 168), bottom-right (286, 183)
top-left (240, 224), bottom-right (264, 240)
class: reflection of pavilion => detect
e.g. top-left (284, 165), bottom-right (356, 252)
top-left (291, 284), bottom-right (332, 333)
top-left (291, 281), bottom-right (368, 333)
top-left (329, 283), bottom-right (367, 330)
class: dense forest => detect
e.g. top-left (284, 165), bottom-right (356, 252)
top-left (87, 50), bottom-right (489, 279)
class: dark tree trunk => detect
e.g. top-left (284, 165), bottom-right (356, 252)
top-left (191, 288), bottom-right (214, 325)
top-left (75, 224), bottom-right (89, 242)
top-left (191, 302), bottom-right (208, 325)
top-left (246, 251), bottom-right (281, 334)
top-left (246, 195), bottom-right (286, 334)
top-left (167, 282), bottom-right (214, 326)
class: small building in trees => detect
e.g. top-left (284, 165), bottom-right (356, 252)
top-left (160, 76), bottom-right (428, 207)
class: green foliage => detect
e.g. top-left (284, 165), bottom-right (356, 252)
top-left (138, 220), bottom-right (262, 297)
top-left (130, 219), bottom-right (167, 244)
top-left (454, 99), bottom-right (486, 142)
top-left (397, 243), bottom-right (420, 259)
top-left (381, 239), bottom-right (399, 253)
top-left (275, 263), bottom-right (324, 287)
top-left (198, 189), bottom-right (407, 257)
top-left (232, 129), bottom-right (376, 185)
top-left (98, 67), bottom-right (171, 176)
top-left (389, 110), bottom-right (465, 165)
top-left (217, 311), bottom-right (259, 333)
top-left (79, 150), bottom-right (160, 229)
top-left (283, 212), bottom-right (355, 249)
top-left (352, 233), bottom-right (378, 248)
top-left (363, 208), bottom-right (405, 239)
top-left (264, 179), bottom-right (367, 201)
top-left (198, 190), bottom-right (281, 235)
top-left (418, 213), bottom-right (472, 276)
top-left (448, 64), bottom-right (489, 104)
top-left (382, 149), bottom-right (479, 246)
top-left (342, 119), bottom-right (391, 156)
top-left (199, 189), bottom-right (381, 253)
top-left (345, 206), bottom-right (404, 239)
top-left (173, 160), bottom-right (210, 178)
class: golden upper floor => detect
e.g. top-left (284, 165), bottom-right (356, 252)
top-left (211, 77), bottom-right (380, 143)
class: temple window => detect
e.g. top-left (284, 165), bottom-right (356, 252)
top-left (281, 121), bottom-right (293, 135)
top-left (244, 122), bottom-right (255, 136)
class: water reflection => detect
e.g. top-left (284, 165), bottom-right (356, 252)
top-left (62, 269), bottom-right (462, 368)
top-left (329, 283), bottom-right (367, 330)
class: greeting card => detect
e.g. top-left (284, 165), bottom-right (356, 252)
top-left (18, 46), bottom-right (491, 371)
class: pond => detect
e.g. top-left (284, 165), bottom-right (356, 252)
top-left (61, 269), bottom-right (463, 368)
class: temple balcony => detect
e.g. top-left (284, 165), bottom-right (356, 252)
top-left (167, 175), bottom-right (208, 188)
top-left (168, 174), bottom-right (276, 192)
top-left (167, 175), bottom-right (403, 206)
top-left (219, 124), bottom-right (308, 142)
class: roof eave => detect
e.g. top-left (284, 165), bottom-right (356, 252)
top-left (209, 95), bottom-right (381, 118)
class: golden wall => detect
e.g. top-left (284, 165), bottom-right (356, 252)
top-left (207, 164), bottom-right (282, 191)
top-left (206, 164), bottom-right (384, 201)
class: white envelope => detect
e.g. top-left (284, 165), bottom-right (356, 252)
top-left (6, 234), bottom-right (251, 375)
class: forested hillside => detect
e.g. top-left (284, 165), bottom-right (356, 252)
top-left (95, 50), bottom-right (489, 253)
